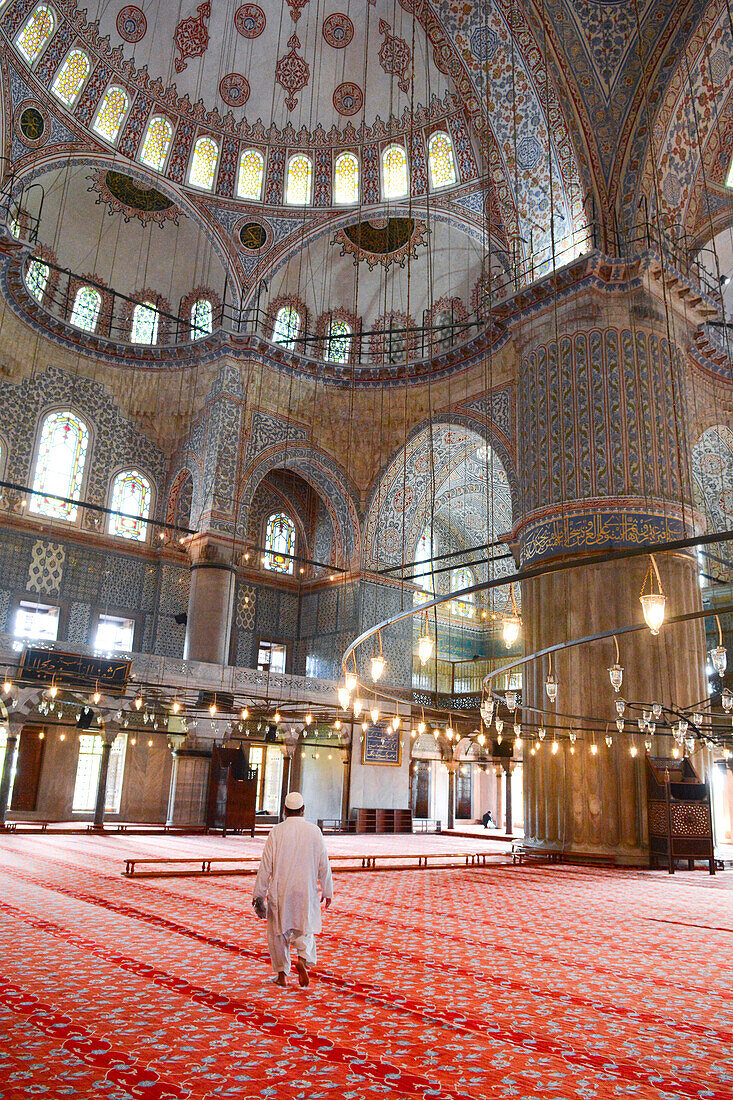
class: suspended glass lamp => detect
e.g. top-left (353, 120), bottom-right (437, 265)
top-left (545, 654), bottom-right (558, 704)
top-left (501, 584), bottom-right (521, 648)
top-left (639, 555), bottom-right (666, 635)
top-left (505, 686), bottom-right (518, 712)
top-left (417, 611), bottom-right (434, 666)
top-left (710, 615), bottom-right (727, 674)
top-left (608, 635), bottom-right (623, 692)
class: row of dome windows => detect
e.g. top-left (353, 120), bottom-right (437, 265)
top-left (16, 6), bottom-right (461, 203)
top-left (25, 260), bottom-right (213, 343)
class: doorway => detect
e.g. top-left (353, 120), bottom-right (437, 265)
top-left (411, 760), bottom-right (430, 818)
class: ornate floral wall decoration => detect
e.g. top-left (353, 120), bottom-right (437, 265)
top-left (378, 20), bottom-right (412, 93)
top-left (332, 217), bottom-right (428, 271)
top-left (234, 4), bottom-right (266, 38)
top-left (173, 2), bottom-right (211, 73)
top-left (285, 0), bottom-right (310, 22)
top-left (87, 169), bottom-right (182, 227)
top-left (276, 34), bottom-right (310, 111)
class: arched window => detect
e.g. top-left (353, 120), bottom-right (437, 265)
top-left (428, 131), bottom-right (458, 189)
top-left (382, 144), bottom-right (408, 200)
top-left (51, 49), bottom-right (90, 106)
top-left (272, 305), bottom-right (300, 350)
top-left (15, 4), bottom-right (55, 64)
top-left (140, 115), bottom-right (173, 172)
top-left (264, 512), bottom-right (295, 574)
top-left (92, 85), bottom-right (129, 143)
top-left (238, 149), bottom-right (265, 200)
top-left (189, 136), bottom-right (219, 190)
top-left (334, 152), bottom-right (359, 205)
top-left (413, 529), bottom-right (433, 596)
top-left (285, 154), bottom-right (312, 206)
top-left (25, 259), bottom-right (49, 303)
top-left (69, 285), bottom-right (101, 333)
top-left (324, 318), bottom-right (351, 363)
top-left (131, 301), bottom-right (159, 345)
top-left (108, 469), bottom-right (152, 541)
top-left (190, 298), bottom-right (213, 340)
top-left (451, 567), bottom-right (475, 617)
top-left (30, 410), bottom-right (89, 521)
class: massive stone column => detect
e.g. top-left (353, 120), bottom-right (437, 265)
top-left (515, 257), bottom-right (712, 862)
top-left (184, 535), bottom-right (237, 665)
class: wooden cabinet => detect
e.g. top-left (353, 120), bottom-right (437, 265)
top-left (355, 807), bottom-right (412, 834)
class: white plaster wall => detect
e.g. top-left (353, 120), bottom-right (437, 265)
top-left (300, 750), bottom-right (345, 823)
top-left (430, 760), bottom-right (449, 826)
top-left (348, 735), bottom-right (411, 813)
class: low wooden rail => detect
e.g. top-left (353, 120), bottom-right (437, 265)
top-left (511, 842), bottom-right (616, 866)
top-left (123, 850), bottom-right (501, 878)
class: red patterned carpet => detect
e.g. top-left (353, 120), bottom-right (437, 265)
top-left (0, 835), bottom-right (731, 1099)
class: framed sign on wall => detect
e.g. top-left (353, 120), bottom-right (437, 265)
top-left (361, 724), bottom-right (402, 766)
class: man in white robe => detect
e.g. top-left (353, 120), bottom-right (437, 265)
top-left (252, 791), bottom-right (333, 987)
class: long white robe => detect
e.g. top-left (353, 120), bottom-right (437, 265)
top-left (252, 817), bottom-right (333, 937)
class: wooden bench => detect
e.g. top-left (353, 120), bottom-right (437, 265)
top-left (512, 842), bottom-right (616, 867)
top-left (123, 849), bottom-right (502, 878)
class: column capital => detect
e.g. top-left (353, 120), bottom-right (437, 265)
top-left (186, 532), bottom-right (240, 569)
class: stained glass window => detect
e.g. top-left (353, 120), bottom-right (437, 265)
top-left (72, 733), bottom-right (127, 813)
top-left (30, 410), bottom-right (89, 521)
top-left (727, 154), bottom-right (733, 190)
top-left (272, 305), bottom-right (300, 349)
top-left (324, 318), bottom-right (351, 363)
top-left (108, 469), bottom-right (152, 541)
top-left (131, 300), bottom-right (159, 344)
top-left (285, 154), bottom-right (312, 206)
top-left (26, 259), bottom-right (49, 302)
top-left (238, 149), bottom-right (265, 200)
top-left (428, 131), bottom-right (457, 189)
top-left (382, 144), bottom-right (408, 200)
top-left (451, 567), bottom-right (475, 617)
top-left (140, 115), bottom-right (173, 172)
top-left (190, 298), bottom-right (213, 340)
top-left (334, 152), bottom-right (359, 205)
top-left (51, 49), bottom-right (90, 106)
top-left (189, 136), bottom-right (219, 190)
top-left (69, 285), bottom-right (101, 332)
top-left (92, 85), bottom-right (129, 143)
top-left (264, 512), bottom-right (295, 574)
top-left (15, 4), bottom-right (55, 64)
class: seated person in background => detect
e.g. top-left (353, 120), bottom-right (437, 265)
top-left (482, 809), bottom-right (496, 829)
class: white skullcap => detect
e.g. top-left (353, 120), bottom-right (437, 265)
top-left (284, 792), bottom-right (305, 810)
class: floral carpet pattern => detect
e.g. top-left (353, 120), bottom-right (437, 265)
top-left (0, 834), bottom-right (731, 1099)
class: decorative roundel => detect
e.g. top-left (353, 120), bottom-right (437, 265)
top-left (219, 73), bottom-right (251, 108)
top-left (14, 99), bottom-right (49, 149)
top-left (116, 5), bottom-right (147, 43)
top-left (333, 82), bottom-right (363, 117)
top-left (322, 13), bottom-right (353, 48)
top-left (236, 218), bottom-right (271, 253)
top-left (234, 4), bottom-right (266, 38)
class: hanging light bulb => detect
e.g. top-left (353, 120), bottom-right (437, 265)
top-left (305, 712), bottom-right (312, 725)
top-left (551, 740), bottom-right (559, 755)
top-left (616, 718), bottom-right (624, 733)
top-left (630, 744), bottom-right (638, 758)
top-left (514, 733), bottom-right (522, 750)
top-left (637, 718), bottom-right (646, 733)
top-left (337, 686), bottom-right (351, 710)
top-left (639, 555), bottom-right (666, 635)
top-left (684, 734), bottom-right (695, 754)
top-left (692, 711), bottom-right (703, 727)
top-left (2, 678), bottom-right (11, 694)
top-left (723, 688), bottom-right (733, 713)
top-left (418, 719), bottom-right (426, 735)
top-left (417, 612), bottom-right (434, 666)
top-left (569, 730), bottom-right (577, 745)
top-left (711, 645), bottom-right (727, 675)
top-left (616, 698), bottom-right (626, 717)
top-left (678, 717), bottom-right (689, 736)
top-left (545, 672), bottom-right (558, 704)
top-left (49, 682), bottom-right (58, 700)
top-left (647, 722), bottom-right (656, 736)
top-left (652, 703), bottom-right (662, 721)
top-left (672, 722), bottom-right (685, 745)
top-left (477, 731), bottom-right (486, 747)
top-left (273, 711), bottom-right (281, 724)
top-left (505, 688), bottom-right (518, 712)
top-left (446, 726), bottom-right (454, 739)
top-left (172, 699), bottom-right (181, 715)
top-left (480, 697), bottom-right (494, 726)
top-left (513, 722), bottom-right (521, 739)
top-left (501, 584), bottom-right (521, 648)
top-left (393, 715), bottom-right (401, 729)
top-left (644, 737), bottom-right (653, 752)
top-left (209, 700), bottom-right (217, 717)
top-left (134, 694), bottom-right (143, 710)
top-left (353, 699), bottom-right (363, 719)
top-left (241, 707), bottom-right (249, 720)
top-left (333, 719), bottom-right (342, 731)
top-left (590, 742), bottom-right (598, 756)
top-left (344, 672), bottom-right (358, 694)
top-left (608, 664), bottom-right (623, 692)
top-left (370, 654), bottom-right (385, 682)
top-left (361, 721), bottom-right (368, 732)
top-left (605, 734), bottom-right (613, 748)
top-left (92, 685), bottom-right (101, 705)
top-left (370, 706), bottom-right (379, 725)
top-left (495, 716), bottom-right (504, 737)
top-left (537, 726), bottom-right (545, 742)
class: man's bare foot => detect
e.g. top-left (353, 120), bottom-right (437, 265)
top-left (295, 958), bottom-right (310, 987)
top-left (273, 972), bottom-right (287, 987)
